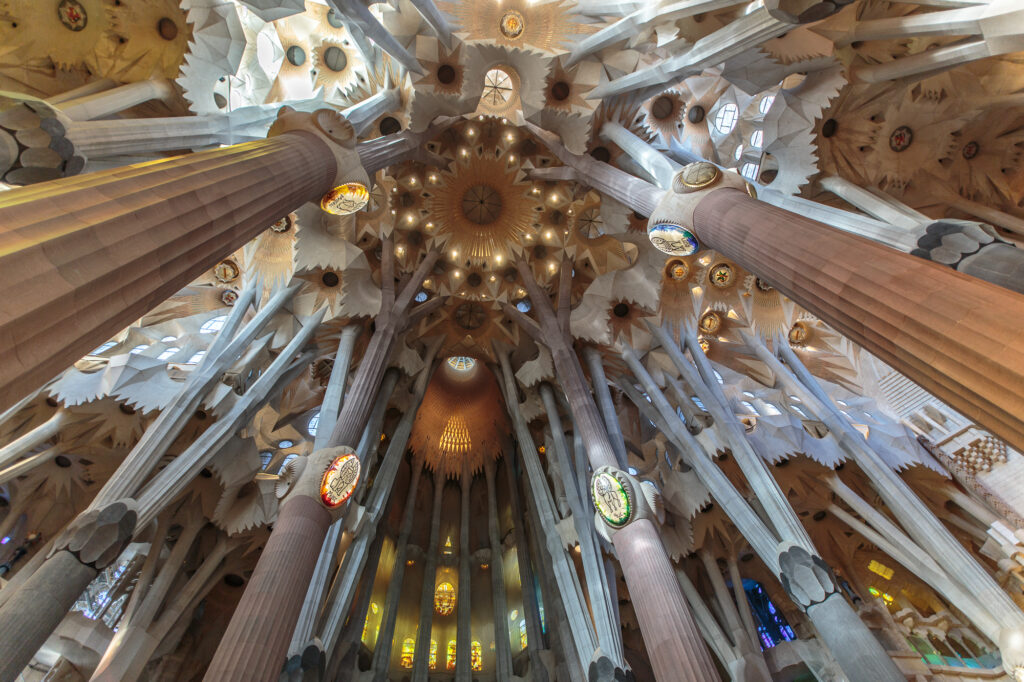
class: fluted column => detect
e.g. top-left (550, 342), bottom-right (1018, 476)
top-left (485, 462), bottom-right (513, 679)
top-left (59, 79), bottom-right (175, 120)
top-left (503, 449), bottom-right (548, 681)
top-left (412, 471), bottom-right (445, 681)
top-left (372, 460), bottom-right (425, 679)
top-left (689, 187), bottom-right (1024, 452)
top-left (0, 108), bottom-right (366, 414)
top-left (582, 347), bottom-right (629, 469)
top-left (455, 470), bottom-right (472, 680)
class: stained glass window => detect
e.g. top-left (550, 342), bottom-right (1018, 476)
top-left (446, 640), bottom-right (457, 670)
top-left (714, 103), bottom-right (738, 134)
top-left (471, 641), bottom-right (483, 671)
top-left (200, 315), bottom-right (227, 334)
top-left (400, 637), bottom-right (415, 668)
top-left (429, 639), bottom-right (437, 669)
top-left (308, 411), bottom-right (320, 437)
top-left (743, 579), bottom-right (795, 650)
top-left (447, 356), bottom-right (476, 371)
top-left (519, 619), bottom-right (527, 650)
top-left (90, 341), bottom-right (118, 355)
top-left (434, 581), bottom-right (456, 615)
top-left (157, 347), bottom-right (180, 361)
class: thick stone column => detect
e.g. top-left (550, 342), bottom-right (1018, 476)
top-left (582, 347), bottom-right (629, 469)
top-left (485, 461), bottom-right (513, 679)
top-left (0, 107), bottom-right (367, 414)
top-left (58, 79), bottom-right (175, 120)
top-left (664, 182), bottom-right (1024, 452)
top-left (412, 471), bottom-right (445, 682)
top-left (455, 469), bottom-right (472, 681)
top-left (504, 262), bottom-right (719, 681)
top-left (372, 460), bottom-right (425, 679)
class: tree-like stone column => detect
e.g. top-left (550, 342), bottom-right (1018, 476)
top-left (412, 470), bottom-right (445, 682)
top-left (0, 107), bottom-right (368, 415)
top-left (647, 164), bottom-right (1024, 454)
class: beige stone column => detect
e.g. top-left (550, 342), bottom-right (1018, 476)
top-left (0, 108), bottom-right (367, 415)
top-left (648, 167), bottom-right (1024, 453)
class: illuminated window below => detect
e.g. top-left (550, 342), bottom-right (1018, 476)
top-left (400, 637), bottom-right (415, 668)
top-left (447, 356), bottom-right (476, 371)
top-left (429, 639), bottom-right (437, 670)
top-left (434, 581), bottom-right (456, 615)
top-left (471, 641), bottom-right (483, 671)
top-left (446, 640), bottom-right (457, 671)
top-left (869, 560), bottom-right (895, 580)
top-left (519, 619), bottom-right (527, 650)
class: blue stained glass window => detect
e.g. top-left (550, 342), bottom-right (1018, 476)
top-left (743, 579), bottom-right (796, 650)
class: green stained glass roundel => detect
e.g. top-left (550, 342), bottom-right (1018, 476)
top-left (591, 470), bottom-right (632, 527)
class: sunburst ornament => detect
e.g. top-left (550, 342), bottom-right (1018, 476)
top-left (426, 150), bottom-right (540, 265)
top-left (320, 453), bottom-right (359, 508)
top-left (440, 0), bottom-right (596, 53)
top-left (321, 183), bottom-right (370, 215)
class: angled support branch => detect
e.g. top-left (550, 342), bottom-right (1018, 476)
top-left (500, 302), bottom-right (543, 343)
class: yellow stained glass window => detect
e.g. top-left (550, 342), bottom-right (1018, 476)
top-left (471, 640), bottom-right (483, 671)
top-left (869, 559), bottom-right (894, 580)
top-left (446, 640), bottom-right (457, 671)
top-left (400, 637), bottom-right (415, 669)
top-left (434, 581), bottom-right (456, 615)
top-left (519, 619), bottom-right (527, 650)
top-left (429, 639), bottom-right (437, 670)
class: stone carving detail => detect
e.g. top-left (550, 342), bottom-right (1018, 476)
top-left (777, 544), bottom-right (839, 611)
top-left (55, 500), bottom-right (137, 569)
top-left (911, 220), bottom-right (1009, 267)
top-left (0, 95), bottom-right (85, 186)
top-left (589, 651), bottom-right (632, 682)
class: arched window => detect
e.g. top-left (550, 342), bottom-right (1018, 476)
top-left (519, 619), bottom-right (527, 650)
top-left (90, 341), bottom-right (117, 355)
top-left (713, 370), bottom-right (724, 385)
top-left (762, 402), bottom-right (782, 416)
top-left (400, 637), bottom-right (415, 668)
top-left (750, 129), bottom-right (763, 148)
top-left (160, 335), bottom-right (177, 342)
top-left (429, 639), bottom-right (437, 670)
top-left (157, 347), bottom-right (180, 361)
top-left (434, 581), bottom-right (456, 614)
top-left (790, 404), bottom-right (808, 419)
top-left (186, 350), bottom-right (206, 365)
top-left (743, 579), bottom-right (796, 649)
top-left (308, 411), bottom-right (320, 437)
top-left (714, 103), bottom-right (738, 134)
top-left (259, 451), bottom-right (273, 470)
top-left (759, 95), bottom-right (775, 115)
top-left (691, 395), bottom-right (706, 411)
top-left (740, 401), bottom-right (759, 416)
top-left (471, 641), bottom-right (483, 671)
top-left (446, 640), bottom-right (457, 671)
top-left (129, 344), bottom-right (149, 355)
top-left (199, 315), bottom-right (227, 334)
top-left (278, 454), bottom-right (298, 474)
top-left (740, 162), bottom-right (760, 181)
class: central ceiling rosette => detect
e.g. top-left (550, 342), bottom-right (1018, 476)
top-left (425, 147), bottom-right (541, 266)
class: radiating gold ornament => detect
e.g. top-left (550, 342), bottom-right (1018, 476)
top-left (709, 263), bottom-right (735, 288)
top-left (789, 321), bottom-right (810, 345)
top-left (213, 260), bottom-right (240, 283)
top-left (321, 183), bottom-right (369, 215)
top-left (320, 454), bottom-right (360, 508)
top-left (699, 311), bottom-right (722, 335)
top-left (666, 259), bottom-right (690, 281)
top-left (499, 10), bottom-right (524, 39)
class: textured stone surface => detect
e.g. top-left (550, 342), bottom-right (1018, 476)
top-left (0, 95), bottom-right (84, 185)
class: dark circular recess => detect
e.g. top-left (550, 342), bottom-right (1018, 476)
top-left (326, 8), bottom-right (344, 28)
top-left (612, 302), bottom-right (629, 318)
top-left (55, 455), bottom-right (72, 468)
top-left (224, 574), bottom-right (246, 587)
top-left (322, 272), bottom-right (340, 287)
top-left (813, 510), bottom-right (827, 521)
top-left (550, 81), bottom-right (570, 101)
top-left (379, 116), bottom-right (401, 136)
top-left (755, 278), bottom-right (773, 292)
top-left (589, 146), bottom-right (611, 163)
top-left (46, 397), bottom-right (59, 407)
top-left (195, 409), bottom-right (207, 420)
top-left (461, 185), bottom-right (503, 225)
top-left (775, 458), bottom-right (790, 467)
top-left (821, 118), bottom-right (838, 138)
top-left (632, 211), bottom-right (648, 221)
top-left (200, 468), bottom-right (213, 478)
top-left (467, 273), bottom-right (483, 287)
top-left (651, 95), bottom-right (674, 120)
top-left (962, 141), bottom-right (980, 160)
top-left (286, 45), bottom-right (306, 67)
top-left (213, 93), bottom-right (227, 109)
top-left (0, 497), bottom-right (7, 507)
top-left (437, 64), bottom-right (456, 84)
top-left (454, 302), bottom-right (486, 330)
top-left (119, 403), bottom-right (136, 415)
top-left (157, 17), bottom-right (178, 41)
top-left (687, 105), bottom-right (705, 124)
top-left (323, 46), bottom-right (347, 72)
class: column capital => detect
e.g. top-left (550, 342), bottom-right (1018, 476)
top-left (647, 162), bottom-right (751, 256)
top-left (776, 543), bottom-right (840, 613)
top-left (590, 466), bottom-right (664, 543)
top-left (279, 447), bottom-right (360, 522)
top-left (52, 499), bottom-right (137, 570)
top-left (267, 107), bottom-right (370, 212)
top-left (0, 94), bottom-right (84, 185)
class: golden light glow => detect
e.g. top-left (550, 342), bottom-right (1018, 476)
top-left (434, 581), bottom-right (457, 615)
top-left (438, 415), bottom-right (472, 454)
top-left (320, 182), bottom-right (369, 215)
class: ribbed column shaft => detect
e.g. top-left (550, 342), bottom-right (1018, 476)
top-left (455, 475), bottom-right (472, 680)
top-left (0, 131), bottom-right (336, 414)
top-left (485, 463), bottom-right (513, 679)
top-left (203, 495), bottom-right (331, 682)
top-left (693, 188), bottom-right (1024, 451)
top-left (372, 462), bottom-right (424, 679)
top-left (412, 474), bottom-right (444, 681)
top-left (0, 550), bottom-right (97, 682)
top-left (582, 347), bottom-right (629, 469)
